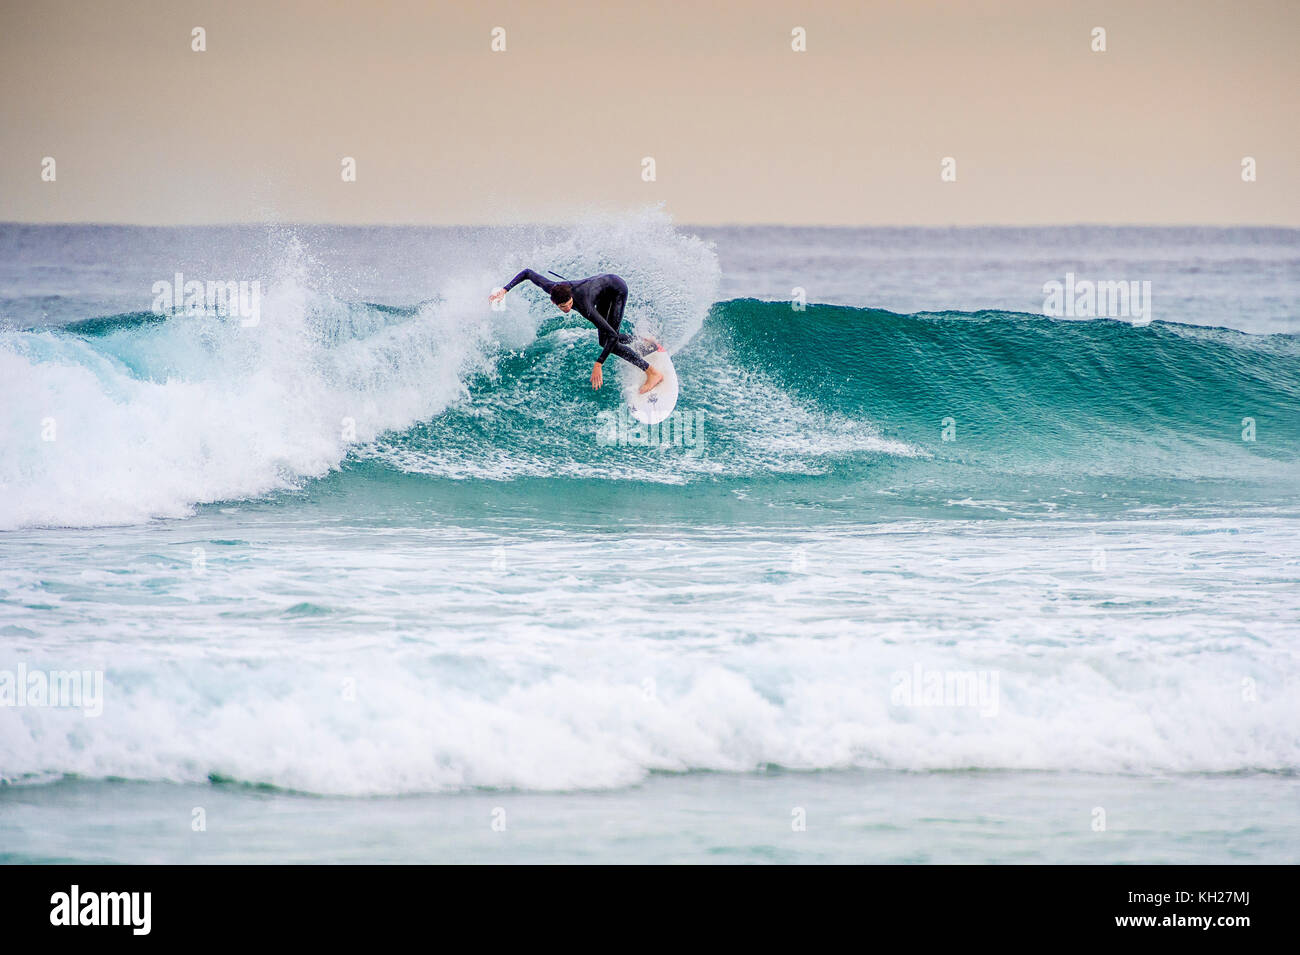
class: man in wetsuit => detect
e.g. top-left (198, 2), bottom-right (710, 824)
top-left (489, 270), bottom-right (664, 394)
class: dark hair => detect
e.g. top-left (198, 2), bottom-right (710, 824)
top-left (550, 283), bottom-right (573, 305)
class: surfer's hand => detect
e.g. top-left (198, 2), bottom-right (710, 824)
top-left (590, 362), bottom-right (603, 390)
top-left (488, 288), bottom-right (506, 305)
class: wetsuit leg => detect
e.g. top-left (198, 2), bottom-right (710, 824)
top-left (609, 338), bottom-right (650, 370)
top-left (603, 286), bottom-right (626, 333)
top-left (597, 330), bottom-right (649, 371)
top-left (593, 285), bottom-right (649, 370)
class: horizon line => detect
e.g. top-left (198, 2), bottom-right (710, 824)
top-left (2, 220), bottom-right (1298, 231)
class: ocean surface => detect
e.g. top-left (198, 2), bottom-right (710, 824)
top-left (2, 213), bottom-right (1298, 863)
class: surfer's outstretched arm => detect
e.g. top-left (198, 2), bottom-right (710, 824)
top-left (501, 269), bottom-right (555, 294)
top-left (489, 269), bottom-right (554, 305)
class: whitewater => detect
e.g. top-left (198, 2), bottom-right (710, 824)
top-left (1, 213), bottom-right (1298, 863)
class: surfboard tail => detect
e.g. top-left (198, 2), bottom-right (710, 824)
top-left (623, 349), bottom-right (680, 425)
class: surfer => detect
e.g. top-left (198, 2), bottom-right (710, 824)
top-left (489, 271), bottom-right (664, 394)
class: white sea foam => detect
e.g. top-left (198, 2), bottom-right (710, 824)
top-left (3, 632), bottom-right (1295, 795)
top-left (2, 518), bottom-right (1296, 795)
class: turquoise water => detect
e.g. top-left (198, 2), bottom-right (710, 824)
top-left (3, 772), bottom-right (1297, 864)
top-left (1, 216), bottom-right (1298, 863)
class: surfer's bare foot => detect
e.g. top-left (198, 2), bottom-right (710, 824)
top-left (639, 366), bottom-right (664, 394)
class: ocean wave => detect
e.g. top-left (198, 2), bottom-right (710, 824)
top-left (4, 640), bottom-right (1296, 795)
top-left (3, 229), bottom-right (1298, 530)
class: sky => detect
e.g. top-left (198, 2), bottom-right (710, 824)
top-left (1, 0), bottom-right (1296, 225)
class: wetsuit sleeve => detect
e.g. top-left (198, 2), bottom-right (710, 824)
top-left (501, 269), bottom-right (555, 294)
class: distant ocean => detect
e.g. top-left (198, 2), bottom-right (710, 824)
top-left (2, 213), bottom-right (1298, 863)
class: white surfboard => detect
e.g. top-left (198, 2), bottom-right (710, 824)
top-left (622, 343), bottom-right (679, 425)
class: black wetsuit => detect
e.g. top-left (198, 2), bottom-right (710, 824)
top-left (501, 270), bottom-right (649, 370)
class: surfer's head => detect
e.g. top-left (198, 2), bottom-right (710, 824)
top-left (550, 284), bottom-right (574, 312)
